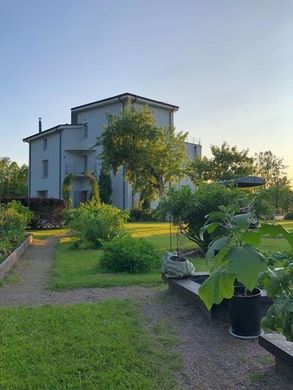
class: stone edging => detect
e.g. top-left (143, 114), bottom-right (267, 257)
top-left (259, 333), bottom-right (293, 379)
top-left (0, 235), bottom-right (33, 279)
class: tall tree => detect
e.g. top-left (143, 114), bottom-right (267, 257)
top-left (254, 151), bottom-right (288, 187)
top-left (0, 157), bottom-right (28, 197)
top-left (191, 142), bottom-right (254, 183)
top-left (98, 103), bottom-right (189, 202)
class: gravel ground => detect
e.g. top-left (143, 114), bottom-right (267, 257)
top-left (0, 236), bottom-right (157, 306)
top-left (0, 236), bottom-right (292, 389)
top-left (143, 291), bottom-right (293, 390)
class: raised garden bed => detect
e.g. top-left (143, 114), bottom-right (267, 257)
top-left (167, 272), bottom-right (272, 321)
top-left (0, 235), bottom-right (33, 279)
top-left (259, 333), bottom-right (293, 379)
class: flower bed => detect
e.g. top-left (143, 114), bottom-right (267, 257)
top-left (0, 235), bottom-right (33, 279)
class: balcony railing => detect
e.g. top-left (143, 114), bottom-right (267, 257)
top-left (65, 162), bottom-right (98, 175)
top-left (185, 136), bottom-right (201, 145)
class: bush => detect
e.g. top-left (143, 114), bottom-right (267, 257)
top-left (0, 197), bottom-right (65, 229)
top-left (101, 235), bottom-right (160, 273)
top-left (262, 262), bottom-right (293, 341)
top-left (129, 208), bottom-right (158, 222)
top-left (65, 201), bottom-right (128, 248)
top-left (156, 184), bottom-right (245, 251)
top-left (284, 211), bottom-right (293, 220)
top-left (0, 201), bottom-right (32, 260)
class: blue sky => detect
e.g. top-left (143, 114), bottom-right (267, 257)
top-left (1, 0), bottom-right (292, 179)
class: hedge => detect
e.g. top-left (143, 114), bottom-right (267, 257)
top-left (0, 198), bottom-right (65, 229)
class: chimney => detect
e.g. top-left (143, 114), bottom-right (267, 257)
top-left (38, 117), bottom-right (42, 133)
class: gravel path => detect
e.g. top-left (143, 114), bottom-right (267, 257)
top-left (0, 236), bottom-right (292, 389)
top-left (0, 236), bottom-right (157, 306)
top-left (143, 291), bottom-right (293, 390)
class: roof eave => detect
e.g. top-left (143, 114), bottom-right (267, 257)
top-left (71, 93), bottom-right (179, 113)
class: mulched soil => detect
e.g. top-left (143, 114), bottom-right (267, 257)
top-left (0, 236), bottom-right (292, 389)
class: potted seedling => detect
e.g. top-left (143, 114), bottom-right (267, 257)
top-left (198, 203), bottom-right (281, 339)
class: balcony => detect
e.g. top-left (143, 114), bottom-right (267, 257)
top-left (65, 162), bottom-right (99, 176)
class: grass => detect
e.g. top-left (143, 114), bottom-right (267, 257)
top-left (47, 221), bottom-right (293, 289)
top-left (31, 228), bottom-right (67, 240)
top-left (50, 223), bottom-right (195, 289)
top-left (0, 300), bottom-right (179, 390)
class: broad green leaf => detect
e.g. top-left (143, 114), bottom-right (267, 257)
top-left (260, 224), bottom-right (293, 248)
top-left (226, 245), bottom-right (267, 291)
top-left (206, 237), bottom-right (230, 260)
top-left (199, 223), bottom-right (219, 240)
top-left (244, 231), bottom-right (262, 246)
top-left (210, 246), bottom-right (230, 272)
top-left (233, 213), bottom-right (252, 228)
top-left (258, 268), bottom-right (276, 291)
top-left (206, 211), bottom-right (226, 223)
top-left (259, 224), bottom-right (285, 238)
top-left (199, 268), bottom-right (235, 310)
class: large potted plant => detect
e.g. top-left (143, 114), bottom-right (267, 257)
top-left (198, 203), bottom-right (284, 339)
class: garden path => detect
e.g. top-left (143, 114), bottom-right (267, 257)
top-left (0, 235), bottom-right (156, 306)
top-left (0, 235), bottom-right (291, 389)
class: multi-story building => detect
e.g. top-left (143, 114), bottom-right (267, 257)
top-left (23, 93), bottom-right (201, 208)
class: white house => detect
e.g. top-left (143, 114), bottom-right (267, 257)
top-left (23, 93), bottom-right (201, 208)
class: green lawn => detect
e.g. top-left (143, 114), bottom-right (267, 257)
top-left (0, 300), bottom-right (179, 390)
top-left (50, 223), bottom-right (195, 289)
top-left (49, 221), bottom-right (293, 290)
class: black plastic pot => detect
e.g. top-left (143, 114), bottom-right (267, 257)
top-left (228, 287), bottom-right (262, 339)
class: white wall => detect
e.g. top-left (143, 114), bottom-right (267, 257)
top-left (30, 132), bottom-right (60, 198)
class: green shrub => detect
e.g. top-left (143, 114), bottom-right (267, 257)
top-left (101, 235), bottom-right (160, 273)
top-left (0, 201), bottom-right (32, 260)
top-left (262, 262), bottom-right (293, 341)
top-left (284, 211), bottom-right (293, 220)
top-left (0, 197), bottom-right (65, 229)
top-left (65, 201), bottom-right (128, 248)
top-left (6, 200), bottom-right (33, 225)
top-left (157, 184), bottom-right (245, 251)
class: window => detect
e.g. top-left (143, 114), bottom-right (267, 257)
top-left (83, 123), bottom-right (88, 138)
top-left (43, 138), bottom-right (47, 150)
top-left (42, 160), bottom-right (48, 177)
top-left (37, 190), bottom-right (48, 198)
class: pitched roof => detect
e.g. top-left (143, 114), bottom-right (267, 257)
top-left (71, 92), bottom-right (179, 112)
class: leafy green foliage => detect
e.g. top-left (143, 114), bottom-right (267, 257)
top-left (199, 203), bottom-right (293, 310)
top-left (101, 235), bottom-right (160, 273)
top-left (157, 184), bottom-right (244, 251)
top-left (0, 201), bottom-right (32, 260)
top-left (265, 251), bottom-right (293, 269)
top-left (191, 142), bottom-right (254, 183)
top-left (65, 201), bottom-right (128, 248)
top-left (98, 163), bottom-right (112, 204)
top-left (62, 173), bottom-right (74, 208)
top-left (85, 172), bottom-right (101, 205)
top-left (0, 157), bottom-right (28, 197)
top-left (254, 150), bottom-right (288, 188)
top-left (98, 102), bottom-right (188, 201)
top-left (261, 264), bottom-right (293, 341)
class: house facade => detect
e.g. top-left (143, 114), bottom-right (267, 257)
top-left (23, 93), bottom-right (201, 209)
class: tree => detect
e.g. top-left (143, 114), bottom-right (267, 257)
top-left (156, 183), bottom-right (245, 251)
top-left (0, 157), bottom-right (28, 197)
top-left (98, 103), bottom-right (189, 203)
top-left (254, 151), bottom-right (292, 212)
top-left (191, 142), bottom-right (254, 183)
top-left (254, 151), bottom-right (288, 187)
top-left (98, 163), bottom-right (112, 204)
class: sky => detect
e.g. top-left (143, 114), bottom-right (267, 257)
top-left (0, 0), bottom-right (292, 180)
